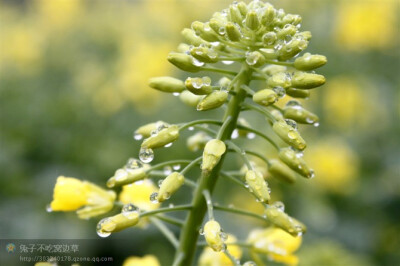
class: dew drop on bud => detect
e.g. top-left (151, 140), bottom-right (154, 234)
top-left (285, 100), bottom-right (302, 108)
top-left (219, 231), bottom-right (228, 241)
top-left (150, 192), bottom-right (159, 204)
top-left (246, 132), bottom-right (256, 139)
top-left (139, 148), bottom-right (154, 163)
top-left (173, 164), bottom-right (181, 171)
top-left (46, 204), bottom-right (52, 213)
top-left (199, 228), bottom-right (205, 235)
top-left (285, 119), bottom-right (297, 129)
top-left (273, 86), bottom-right (286, 98)
top-left (164, 142), bottom-right (173, 148)
top-left (222, 60), bottom-right (234, 65)
top-left (133, 132), bottom-right (143, 141)
top-left (126, 158), bottom-right (143, 170)
top-left (231, 129), bottom-right (239, 139)
top-left (313, 122), bottom-right (320, 127)
top-left (173, 92), bottom-right (180, 96)
top-left (272, 201), bottom-right (285, 212)
top-left (96, 218), bottom-right (113, 238)
top-left (122, 203), bottom-right (139, 218)
top-left (192, 57), bottom-right (205, 67)
top-left (158, 179), bottom-right (164, 187)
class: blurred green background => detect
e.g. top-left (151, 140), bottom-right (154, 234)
top-left (0, 0), bottom-right (399, 265)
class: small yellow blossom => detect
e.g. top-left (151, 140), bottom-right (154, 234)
top-left (248, 227), bottom-right (302, 266)
top-left (123, 254), bottom-right (160, 266)
top-left (199, 234), bottom-right (242, 266)
top-left (306, 138), bottom-right (359, 194)
top-left (119, 180), bottom-right (160, 211)
top-left (50, 176), bottom-right (115, 219)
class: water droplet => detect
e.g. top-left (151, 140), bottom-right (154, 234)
top-left (192, 78), bottom-right (203, 89)
top-left (163, 192), bottom-right (171, 200)
top-left (122, 203), bottom-right (139, 216)
top-left (158, 179), bottom-right (164, 187)
top-left (273, 86), bottom-right (286, 98)
top-left (284, 35), bottom-right (292, 44)
top-left (173, 164), bottom-right (181, 171)
top-left (134, 180), bottom-right (144, 185)
top-left (163, 166), bottom-right (172, 175)
top-left (308, 169), bottom-right (315, 179)
top-left (218, 27), bottom-right (226, 35)
top-left (150, 130), bottom-right (158, 137)
top-left (231, 129), bottom-right (239, 139)
top-left (244, 183), bottom-right (250, 188)
top-left (285, 119), bottom-right (297, 129)
top-left (199, 228), bottom-right (205, 235)
top-left (46, 204), bottom-right (52, 213)
top-left (150, 192), bottom-right (159, 203)
top-left (164, 143), bottom-right (173, 148)
top-left (173, 92), bottom-right (180, 96)
top-left (126, 158), bottom-right (143, 170)
top-left (169, 203), bottom-right (175, 208)
top-left (219, 231), bottom-right (228, 241)
top-left (296, 151), bottom-right (304, 158)
top-left (133, 132), bottom-right (143, 140)
top-left (288, 131), bottom-right (297, 139)
top-left (202, 76), bottom-right (211, 86)
top-left (286, 100), bottom-right (302, 108)
top-left (192, 57), bottom-right (205, 67)
top-left (246, 53), bottom-right (258, 66)
top-left (243, 261), bottom-right (257, 266)
top-left (139, 148), bottom-right (154, 163)
top-left (106, 178), bottom-right (116, 188)
top-left (222, 60), bottom-right (234, 65)
top-left (272, 201), bottom-right (285, 212)
top-left (246, 132), bottom-right (256, 139)
top-left (188, 126), bottom-right (195, 131)
top-left (313, 122), bottom-right (320, 127)
top-left (96, 218), bottom-right (114, 238)
top-left (263, 32), bottom-right (277, 45)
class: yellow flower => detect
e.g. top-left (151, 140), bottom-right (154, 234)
top-left (305, 138), bottom-right (359, 194)
top-left (334, 0), bottom-right (397, 51)
top-left (199, 234), bottom-right (242, 266)
top-left (123, 255), bottom-right (160, 266)
top-left (247, 227), bottom-right (302, 266)
top-left (49, 176), bottom-right (116, 219)
top-left (119, 179), bottom-right (160, 211)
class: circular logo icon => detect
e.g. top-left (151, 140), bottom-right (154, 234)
top-left (6, 243), bottom-right (16, 253)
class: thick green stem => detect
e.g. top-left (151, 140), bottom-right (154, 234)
top-left (173, 65), bottom-right (253, 265)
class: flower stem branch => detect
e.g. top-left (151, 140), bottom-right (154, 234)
top-left (150, 217), bottom-right (179, 248)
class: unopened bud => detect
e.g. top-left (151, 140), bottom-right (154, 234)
top-left (283, 106), bottom-right (319, 125)
top-left (191, 21), bottom-right (220, 42)
top-left (259, 48), bottom-right (278, 60)
top-left (298, 31), bottom-right (312, 41)
top-left (209, 18), bottom-right (226, 36)
top-left (106, 168), bottom-right (148, 188)
top-left (202, 139), bottom-right (226, 173)
top-left (204, 220), bottom-right (225, 251)
top-left (265, 205), bottom-right (306, 237)
top-left (262, 65), bottom-right (286, 76)
top-left (135, 121), bottom-right (169, 138)
top-left (97, 212), bottom-right (140, 235)
top-left (246, 51), bottom-right (265, 67)
top-left (197, 91), bottom-right (228, 111)
top-left (261, 4), bottom-right (275, 27)
top-left (181, 28), bottom-right (208, 46)
top-left (226, 22), bottom-right (242, 42)
top-left (141, 125), bottom-right (179, 149)
top-left (276, 24), bottom-right (297, 39)
top-left (291, 72), bottom-right (326, 89)
top-left (245, 170), bottom-right (271, 203)
top-left (237, 2), bottom-right (248, 16)
top-left (157, 172), bottom-right (184, 202)
top-left (253, 89), bottom-right (278, 106)
top-left (278, 39), bottom-right (308, 61)
top-left (149, 77), bottom-right (185, 93)
top-left (268, 72), bottom-right (291, 89)
top-left (185, 77), bottom-right (213, 95)
top-left (179, 90), bottom-right (204, 107)
top-left (245, 11), bottom-right (260, 30)
top-left (190, 46), bottom-right (219, 63)
top-left (177, 43), bottom-right (190, 53)
top-left (268, 159), bottom-right (297, 183)
top-left (167, 52), bottom-right (201, 73)
top-left (285, 88), bottom-right (310, 98)
top-left (294, 53), bottom-right (327, 71)
top-left (278, 148), bottom-right (314, 178)
top-left (229, 4), bottom-right (243, 25)
top-left (272, 120), bottom-right (306, 150)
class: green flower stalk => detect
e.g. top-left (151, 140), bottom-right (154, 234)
top-left (47, 1), bottom-right (327, 265)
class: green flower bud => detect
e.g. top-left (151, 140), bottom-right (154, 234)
top-left (264, 205), bottom-right (306, 237)
top-left (272, 120), bottom-right (306, 150)
top-left (148, 77), bottom-right (185, 93)
top-left (298, 31), bottom-right (312, 41)
top-left (268, 159), bottom-right (297, 184)
top-left (197, 91), bottom-right (228, 111)
top-left (291, 72), bottom-right (326, 89)
top-left (229, 4), bottom-right (243, 25)
top-left (294, 53), bottom-right (327, 71)
top-left (261, 4), bottom-right (275, 27)
top-left (204, 220), bottom-right (225, 252)
top-left (267, 72), bottom-right (291, 89)
top-left (252, 89), bottom-right (278, 106)
top-left (202, 139), bottom-right (226, 173)
top-left (177, 43), bottom-right (190, 53)
top-left (141, 125), bottom-right (180, 149)
top-left (226, 22), bottom-right (242, 42)
top-left (167, 52), bottom-right (201, 73)
top-left (259, 48), bottom-right (278, 59)
top-left (277, 39), bottom-right (308, 61)
top-left (97, 211), bottom-right (140, 235)
top-left (157, 172), bottom-right (184, 202)
top-left (191, 21), bottom-right (220, 42)
top-left (278, 147), bottom-right (314, 178)
top-left (181, 28), bottom-right (208, 46)
top-left (135, 121), bottom-right (169, 138)
top-left (209, 18), bottom-right (226, 36)
top-left (187, 132), bottom-right (211, 152)
top-left (245, 170), bottom-right (271, 203)
top-left (106, 168), bottom-right (148, 188)
top-left (237, 2), bottom-right (248, 16)
top-left (283, 105), bottom-right (319, 125)
top-left (262, 65), bottom-right (286, 76)
top-left (246, 51), bottom-right (265, 67)
top-left (179, 90), bottom-right (204, 107)
top-left (245, 11), bottom-right (260, 30)
top-left (276, 24), bottom-right (297, 39)
top-left (262, 32), bottom-right (277, 46)
top-left (185, 77), bottom-right (213, 95)
top-left (218, 77), bottom-right (231, 90)
top-left (285, 88), bottom-right (310, 98)
top-left (190, 46), bottom-right (218, 63)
